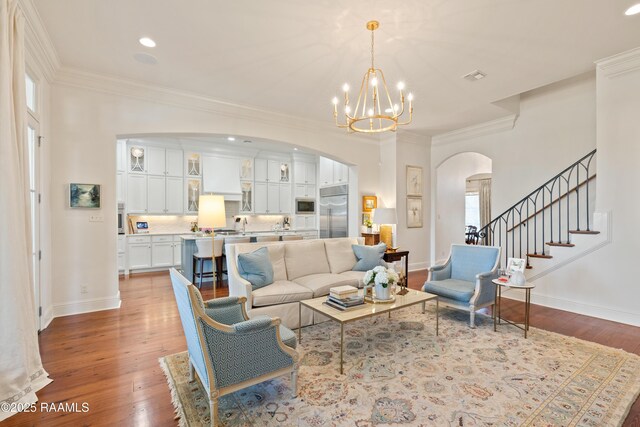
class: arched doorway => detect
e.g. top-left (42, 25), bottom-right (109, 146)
top-left (434, 152), bottom-right (492, 261)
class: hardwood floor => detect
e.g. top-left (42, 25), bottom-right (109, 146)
top-left (5, 270), bottom-right (640, 426)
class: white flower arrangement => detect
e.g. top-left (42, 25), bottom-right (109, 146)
top-left (364, 266), bottom-right (399, 289)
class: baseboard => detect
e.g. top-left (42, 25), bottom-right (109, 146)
top-left (52, 292), bottom-right (122, 318)
top-left (501, 292), bottom-right (640, 327)
top-left (40, 306), bottom-right (54, 330)
top-left (408, 261), bottom-right (429, 272)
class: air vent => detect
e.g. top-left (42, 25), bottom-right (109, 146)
top-left (462, 70), bottom-right (486, 81)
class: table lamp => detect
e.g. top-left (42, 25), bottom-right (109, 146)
top-left (372, 207), bottom-right (397, 251)
top-left (198, 194), bottom-right (227, 236)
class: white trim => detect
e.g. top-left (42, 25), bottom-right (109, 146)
top-left (408, 261), bottom-right (429, 272)
top-left (431, 114), bottom-right (518, 146)
top-left (19, 0), bottom-right (61, 82)
top-left (54, 67), bottom-right (382, 145)
top-left (596, 47), bottom-right (640, 79)
top-left (40, 306), bottom-right (53, 330)
top-left (52, 292), bottom-right (121, 318)
top-left (502, 293), bottom-right (640, 327)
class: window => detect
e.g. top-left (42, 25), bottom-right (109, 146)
top-left (465, 192), bottom-right (480, 228)
top-left (25, 73), bottom-right (36, 113)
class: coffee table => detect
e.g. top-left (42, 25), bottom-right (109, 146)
top-left (298, 289), bottom-right (439, 374)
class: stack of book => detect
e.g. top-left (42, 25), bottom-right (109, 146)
top-left (324, 285), bottom-right (365, 311)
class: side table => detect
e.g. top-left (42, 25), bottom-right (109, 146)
top-left (492, 278), bottom-right (535, 338)
top-left (383, 250), bottom-right (409, 295)
top-left (361, 232), bottom-right (380, 246)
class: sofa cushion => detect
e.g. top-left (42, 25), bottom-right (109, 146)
top-left (285, 240), bottom-right (331, 280)
top-left (422, 278), bottom-right (476, 302)
top-left (237, 247), bottom-right (274, 290)
top-left (234, 242), bottom-right (287, 281)
top-left (251, 280), bottom-right (314, 307)
top-left (352, 243), bottom-right (387, 271)
top-left (450, 245), bottom-right (499, 282)
top-left (294, 273), bottom-right (358, 297)
top-left (324, 238), bottom-right (359, 273)
top-left (338, 270), bottom-right (366, 288)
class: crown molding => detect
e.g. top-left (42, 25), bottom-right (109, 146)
top-left (54, 67), bottom-right (381, 146)
top-left (596, 47), bottom-right (640, 79)
top-left (19, 0), bottom-right (60, 81)
top-left (397, 129), bottom-right (431, 146)
top-left (431, 114), bottom-right (518, 146)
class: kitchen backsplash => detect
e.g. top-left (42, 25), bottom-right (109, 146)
top-left (128, 211), bottom-right (289, 234)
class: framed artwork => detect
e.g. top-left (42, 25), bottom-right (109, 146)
top-left (406, 197), bottom-right (423, 228)
top-left (506, 258), bottom-right (526, 274)
top-left (362, 212), bottom-right (372, 226)
top-left (362, 195), bottom-right (377, 213)
top-left (69, 183), bottom-right (101, 208)
top-left (406, 165), bottom-right (423, 196)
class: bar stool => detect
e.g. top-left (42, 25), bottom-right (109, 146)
top-left (255, 235), bottom-right (280, 242)
top-left (193, 237), bottom-right (224, 296)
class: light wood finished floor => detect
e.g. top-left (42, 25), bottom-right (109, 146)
top-left (5, 270), bottom-right (639, 426)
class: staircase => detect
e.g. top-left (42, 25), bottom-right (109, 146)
top-left (478, 149), bottom-right (608, 279)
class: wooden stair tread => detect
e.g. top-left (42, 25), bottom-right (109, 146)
top-left (546, 242), bottom-right (575, 247)
top-left (527, 253), bottom-right (553, 259)
top-left (569, 230), bottom-right (600, 235)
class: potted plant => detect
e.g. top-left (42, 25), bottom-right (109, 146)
top-left (363, 266), bottom-right (399, 301)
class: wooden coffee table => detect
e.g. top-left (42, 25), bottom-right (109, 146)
top-left (298, 289), bottom-right (439, 374)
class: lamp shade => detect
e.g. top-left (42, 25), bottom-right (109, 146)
top-left (198, 195), bottom-right (226, 229)
top-left (372, 208), bottom-right (397, 225)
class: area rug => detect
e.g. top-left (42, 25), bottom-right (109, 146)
top-left (159, 307), bottom-right (640, 426)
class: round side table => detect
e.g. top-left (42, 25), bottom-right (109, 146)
top-left (492, 278), bottom-right (536, 338)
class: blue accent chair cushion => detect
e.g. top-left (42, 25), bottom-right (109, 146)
top-left (450, 245), bottom-right (499, 282)
top-left (422, 279), bottom-right (476, 302)
top-left (237, 247), bottom-right (274, 290)
top-left (352, 243), bottom-right (387, 271)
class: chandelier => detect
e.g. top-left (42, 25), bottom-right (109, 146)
top-left (332, 20), bottom-right (413, 133)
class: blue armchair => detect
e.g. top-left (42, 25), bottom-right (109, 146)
top-left (169, 268), bottom-right (298, 426)
top-left (422, 245), bottom-right (500, 328)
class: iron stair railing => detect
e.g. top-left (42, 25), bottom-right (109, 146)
top-left (478, 149), bottom-right (597, 268)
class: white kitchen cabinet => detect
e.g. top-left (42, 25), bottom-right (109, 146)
top-left (267, 183), bottom-right (279, 214)
top-left (147, 175), bottom-right (166, 213)
top-left (185, 152), bottom-right (201, 177)
top-left (294, 161), bottom-right (316, 184)
top-left (295, 215), bottom-right (317, 230)
top-left (117, 235), bottom-right (126, 271)
top-left (279, 184), bottom-right (291, 214)
top-left (128, 145), bottom-right (146, 173)
top-left (254, 158), bottom-right (268, 182)
top-left (334, 162), bottom-right (349, 183)
top-left (128, 242), bottom-right (152, 269)
top-left (254, 182), bottom-right (268, 213)
top-left (146, 146), bottom-right (166, 176)
top-left (165, 177), bottom-right (184, 213)
top-left (294, 183), bottom-right (315, 198)
top-left (127, 174), bottom-right (147, 213)
top-left (186, 179), bottom-right (201, 213)
top-left (268, 160), bottom-right (281, 183)
top-left (152, 242), bottom-right (174, 267)
top-left (166, 149), bottom-right (183, 177)
top-left (240, 158), bottom-right (253, 181)
top-left (319, 157), bottom-right (334, 186)
top-left (116, 172), bottom-right (125, 203)
top-left (116, 140), bottom-right (126, 172)
top-left (240, 181), bottom-right (253, 213)
top-left (173, 238), bottom-right (182, 265)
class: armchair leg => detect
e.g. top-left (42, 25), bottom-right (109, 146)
top-left (209, 396), bottom-right (218, 427)
top-left (291, 368), bottom-right (298, 398)
top-left (470, 309), bottom-right (476, 329)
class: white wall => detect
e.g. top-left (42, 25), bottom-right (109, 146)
top-left (435, 153), bottom-right (491, 261)
top-left (48, 77), bottom-right (382, 316)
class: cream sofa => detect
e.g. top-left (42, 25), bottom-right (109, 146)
top-left (226, 237), bottom-right (367, 329)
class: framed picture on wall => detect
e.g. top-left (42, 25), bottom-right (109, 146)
top-left (406, 196), bottom-right (423, 228)
top-left (506, 258), bottom-right (526, 274)
top-left (69, 183), bottom-right (101, 209)
top-left (406, 165), bottom-right (423, 196)
top-left (362, 195), bottom-right (377, 213)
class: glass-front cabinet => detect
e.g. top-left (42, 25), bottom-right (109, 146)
top-left (240, 158), bottom-right (253, 181)
top-left (186, 153), bottom-right (201, 177)
top-left (186, 179), bottom-right (201, 213)
top-left (240, 181), bottom-right (253, 213)
top-left (129, 145), bottom-right (146, 173)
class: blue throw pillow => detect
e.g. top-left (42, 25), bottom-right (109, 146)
top-left (352, 243), bottom-right (387, 271)
top-left (237, 247), bottom-right (274, 290)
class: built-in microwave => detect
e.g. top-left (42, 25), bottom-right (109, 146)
top-left (295, 198), bottom-right (316, 214)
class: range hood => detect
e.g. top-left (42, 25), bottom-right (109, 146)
top-left (202, 156), bottom-right (242, 198)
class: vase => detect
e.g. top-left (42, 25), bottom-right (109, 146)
top-left (375, 282), bottom-right (390, 300)
top-left (509, 271), bottom-right (526, 286)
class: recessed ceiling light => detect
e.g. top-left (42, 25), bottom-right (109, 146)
top-left (243, 140), bottom-right (252, 144)
top-left (625, 3), bottom-right (640, 15)
top-left (293, 147), bottom-right (298, 151)
top-left (462, 70), bottom-right (486, 81)
top-left (227, 137), bottom-right (236, 141)
top-left (139, 37), bottom-right (156, 48)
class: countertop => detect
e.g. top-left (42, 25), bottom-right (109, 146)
top-left (123, 230), bottom-right (317, 238)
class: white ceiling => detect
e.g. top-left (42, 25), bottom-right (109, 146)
top-left (34, 0), bottom-right (640, 135)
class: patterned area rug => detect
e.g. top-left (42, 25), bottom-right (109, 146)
top-left (159, 307), bottom-right (640, 426)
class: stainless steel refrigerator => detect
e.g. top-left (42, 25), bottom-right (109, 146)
top-left (319, 184), bottom-right (348, 238)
